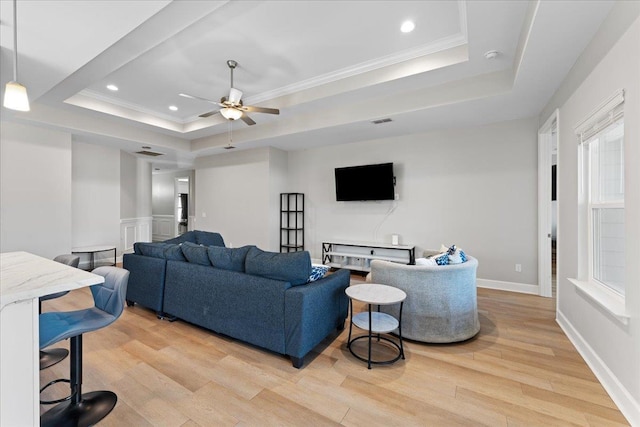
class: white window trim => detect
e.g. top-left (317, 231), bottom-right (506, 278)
top-left (570, 89), bottom-right (627, 323)
top-left (568, 278), bottom-right (629, 325)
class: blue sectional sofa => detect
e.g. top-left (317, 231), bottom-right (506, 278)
top-left (122, 231), bottom-right (350, 368)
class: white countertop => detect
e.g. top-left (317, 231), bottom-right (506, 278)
top-left (0, 251), bottom-right (104, 309)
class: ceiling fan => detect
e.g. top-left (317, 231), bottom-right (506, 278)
top-left (179, 60), bottom-right (279, 126)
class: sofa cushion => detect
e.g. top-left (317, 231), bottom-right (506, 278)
top-left (164, 244), bottom-right (186, 262)
top-left (245, 247), bottom-right (311, 287)
top-left (181, 242), bottom-right (211, 266)
top-left (195, 230), bottom-right (225, 247)
top-left (134, 242), bottom-right (167, 259)
top-left (208, 245), bottom-right (253, 272)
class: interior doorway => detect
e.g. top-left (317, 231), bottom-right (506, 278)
top-left (538, 110), bottom-right (559, 298)
top-left (175, 176), bottom-right (190, 237)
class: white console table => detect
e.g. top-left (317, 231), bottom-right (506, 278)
top-left (322, 240), bottom-right (415, 273)
top-left (0, 252), bottom-right (104, 427)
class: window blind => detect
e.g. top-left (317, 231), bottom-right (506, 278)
top-left (574, 89), bottom-right (624, 144)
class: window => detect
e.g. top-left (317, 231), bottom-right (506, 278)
top-left (576, 90), bottom-right (625, 297)
top-left (586, 119), bottom-right (624, 295)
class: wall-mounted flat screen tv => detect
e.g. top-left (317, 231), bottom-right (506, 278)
top-left (335, 162), bottom-right (395, 201)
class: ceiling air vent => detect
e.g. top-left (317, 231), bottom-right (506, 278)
top-left (371, 118), bottom-right (392, 125)
top-left (135, 150), bottom-right (164, 157)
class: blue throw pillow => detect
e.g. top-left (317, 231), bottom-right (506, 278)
top-left (134, 242), bottom-right (166, 259)
top-left (308, 265), bottom-right (329, 283)
top-left (245, 247), bottom-right (311, 286)
top-left (434, 253), bottom-right (449, 266)
top-left (208, 245), bottom-right (253, 272)
top-left (194, 230), bottom-right (225, 247)
top-left (164, 244), bottom-right (186, 262)
top-left (181, 242), bottom-right (211, 266)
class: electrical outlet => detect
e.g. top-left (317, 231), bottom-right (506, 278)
top-left (515, 264), bottom-right (522, 272)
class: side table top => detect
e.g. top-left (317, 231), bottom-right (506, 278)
top-left (346, 283), bottom-right (406, 305)
top-left (72, 245), bottom-right (116, 253)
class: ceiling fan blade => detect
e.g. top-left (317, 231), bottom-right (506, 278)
top-left (228, 88), bottom-right (243, 104)
top-left (199, 110), bottom-right (219, 118)
top-left (243, 105), bottom-right (280, 115)
top-left (179, 93), bottom-right (222, 106)
top-left (241, 114), bottom-right (256, 126)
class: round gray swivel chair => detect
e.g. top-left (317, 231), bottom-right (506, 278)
top-left (39, 254), bottom-right (81, 370)
top-left (39, 266), bottom-right (129, 427)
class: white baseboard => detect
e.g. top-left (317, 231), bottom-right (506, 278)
top-left (557, 310), bottom-right (638, 426)
top-left (476, 278), bottom-right (539, 294)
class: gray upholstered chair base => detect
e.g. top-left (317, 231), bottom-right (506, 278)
top-left (369, 257), bottom-right (480, 343)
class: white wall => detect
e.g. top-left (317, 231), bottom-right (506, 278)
top-left (120, 152), bottom-right (152, 219)
top-left (288, 117), bottom-right (539, 287)
top-left (548, 10), bottom-right (640, 424)
top-left (268, 148), bottom-right (288, 251)
top-left (195, 148), bottom-right (272, 249)
top-left (71, 140), bottom-right (120, 254)
top-left (0, 122), bottom-right (72, 259)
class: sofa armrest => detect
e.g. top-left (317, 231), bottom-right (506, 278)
top-left (122, 253), bottom-right (167, 312)
top-left (284, 268), bottom-right (350, 359)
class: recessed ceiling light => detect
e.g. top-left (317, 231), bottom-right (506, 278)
top-left (400, 20), bottom-right (415, 33)
top-left (106, 84), bottom-right (118, 91)
top-left (169, 105), bottom-right (178, 111)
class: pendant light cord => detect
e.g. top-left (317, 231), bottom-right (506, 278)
top-left (12, 0), bottom-right (18, 81)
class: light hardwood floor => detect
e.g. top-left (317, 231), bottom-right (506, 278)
top-left (39, 280), bottom-right (629, 426)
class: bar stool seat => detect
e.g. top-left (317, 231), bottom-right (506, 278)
top-left (39, 254), bottom-right (81, 370)
top-left (39, 266), bottom-right (129, 427)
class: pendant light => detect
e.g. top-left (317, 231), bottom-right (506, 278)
top-left (3, 0), bottom-right (30, 111)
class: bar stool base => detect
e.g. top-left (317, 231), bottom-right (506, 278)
top-left (40, 348), bottom-right (69, 370)
top-left (40, 391), bottom-right (117, 427)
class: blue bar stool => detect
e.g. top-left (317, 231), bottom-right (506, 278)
top-left (39, 254), bottom-right (81, 370)
top-left (39, 266), bottom-right (129, 427)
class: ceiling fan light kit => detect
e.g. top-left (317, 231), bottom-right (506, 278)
top-left (3, 0), bottom-right (30, 112)
top-left (220, 107), bottom-right (243, 120)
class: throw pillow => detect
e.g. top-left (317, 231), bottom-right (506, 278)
top-left (429, 252), bottom-right (449, 266)
top-left (415, 257), bottom-right (437, 266)
top-left (194, 230), bottom-right (225, 247)
top-left (134, 242), bottom-right (167, 259)
top-left (245, 247), bottom-right (311, 286)
top-left (308, 264), bottom-right (329, 282)
top-left (181, 242), bottom-right (211, 266)
top-left (164, 244), bottom-right (186, 262)
top-left (208, 245), bottom-right (253, 272)
top-left (439, 244), bottom-right (468, 264)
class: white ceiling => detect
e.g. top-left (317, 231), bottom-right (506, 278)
top-left (0, 0), bottom-right (615, 170)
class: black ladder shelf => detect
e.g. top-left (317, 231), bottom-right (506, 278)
top-left (280, 193), bottom-right (304, 252)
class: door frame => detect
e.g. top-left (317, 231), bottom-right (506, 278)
top-left (538, 109), bottom-right (559, 297)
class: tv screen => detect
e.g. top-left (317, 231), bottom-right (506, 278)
top-left (335, 163), bottom-right (395, 201)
